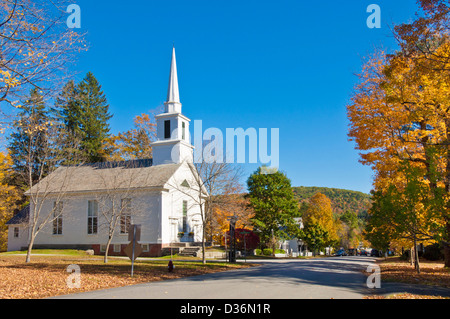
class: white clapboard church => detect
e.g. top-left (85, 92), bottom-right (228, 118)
top-left (7, 47), bottom-right (206, 257)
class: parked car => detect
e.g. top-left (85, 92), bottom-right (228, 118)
top-left (360, 250), bottom-right (368, 256)
top-left (371, 249), bottom-right (379, 257)
top-left (335, 249), bottom-right (347, 257)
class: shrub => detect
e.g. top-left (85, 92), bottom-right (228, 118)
top-left (262, 248), bottom-right (286, 255)
top-left (423, 243), bottom-right (444, 261)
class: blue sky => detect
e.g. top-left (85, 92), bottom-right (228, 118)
top-left (70, 0), bottom-right (419, 194)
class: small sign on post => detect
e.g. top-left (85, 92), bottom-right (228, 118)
top-left (124, 224), bottom-right (142, 276)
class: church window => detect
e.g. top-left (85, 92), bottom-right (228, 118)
top-left (120, 198), bottom-right (132, 234)
top-left (182, 200), bottom-right (188, 233)
top-left (164, 120), bottom-right (171, 139)
top-left (53, 201), bottom-right (63, 235)
top-left (182, 122), bottom-right (186, 140)
top-left (181, 179), bottom-right (190, 188)
top-left (88, 200), bottom-right (98, 234)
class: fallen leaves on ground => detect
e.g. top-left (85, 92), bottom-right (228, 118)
top-left (365, 293), bottom-right (449, 299)
top-left (0, 255), bottom-right (253, 299)
top-left (376, 257), bottom-right (450, 288)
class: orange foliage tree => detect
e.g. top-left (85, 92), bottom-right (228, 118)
top-left (104, 113), bottom-right (156, 161)
top-left (208, 194), bottom-right (254, 245)
top-left (347, 0), bottom-right (450, 266)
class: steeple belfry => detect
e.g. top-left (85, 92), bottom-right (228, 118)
top-left (165, 46), bottom-right (182, 113)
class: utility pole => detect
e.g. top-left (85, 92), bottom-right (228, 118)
top-left (227, 214), bottom-right (237, 263)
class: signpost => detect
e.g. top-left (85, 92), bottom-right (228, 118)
top-left (124, 224), bottom-right (142, 276)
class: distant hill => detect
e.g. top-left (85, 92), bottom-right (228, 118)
top-left (292, 186), bottom-right (372, 219)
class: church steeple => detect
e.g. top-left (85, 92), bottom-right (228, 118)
top-left (165, 46), bottom-right (182, 113)
top-left (151, 46), bottom-right (194, 166)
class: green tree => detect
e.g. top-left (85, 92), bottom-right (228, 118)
top-left (77, 72), bottom-right (112, 162)
top-left (364, 189), bottom-right (396, 256)
top-left (52, 80), bottom-right (85, 165)
top-left (366, 160), bottom-right (445, 273)
top-left (302, 222), bottom-right (329, 256)
top-left (53, 73), bottom-right (112, 163)
top-left (301, 193), bottom-right (340, 252)
top-left (247, 167), bottom-right (300, 256)
top-left (8, 88), bottom-right (51, 189)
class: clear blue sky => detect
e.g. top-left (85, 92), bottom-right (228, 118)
top-left (70, 0), bottom-right (419, 194)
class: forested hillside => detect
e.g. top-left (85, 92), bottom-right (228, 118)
top-left (292, 186), bottom-right (372, 219)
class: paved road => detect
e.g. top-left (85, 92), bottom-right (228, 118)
top-left (55, 256), bottom-right (381, 299)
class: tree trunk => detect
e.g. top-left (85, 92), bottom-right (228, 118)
top-left (444, 119), bottom-right (450, 268)
top-left (202, 226), bottom-right (206, 264)
top-left (410, 247), bottom-right (414, 267)
top-left (104, 235), bottom-right (113, 263)
top-left (25, 233), bottom-right (36, 263)
top-left (414, 234), bottom-right (420, 274)
top-left (445, 221), bottom-right (450, 268)
top-left (444, 242), bottom-right (450, 268)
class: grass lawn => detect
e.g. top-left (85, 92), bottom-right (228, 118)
top-left (0, 250), bottom-right (255, 299)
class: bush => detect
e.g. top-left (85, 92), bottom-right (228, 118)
top-left (262, 248), bottom-right (286, 256)
top-left (254, 249), bottom-right (262, 255)
top-left (423, 243), bottom-right (444, 261)
top-left (400, 250), bottom-right (410, 261)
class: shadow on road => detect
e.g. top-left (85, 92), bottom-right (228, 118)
top-left (177, 257), bottom-right (450, 298)
top-left (173, 257), bottom-right (376, 296)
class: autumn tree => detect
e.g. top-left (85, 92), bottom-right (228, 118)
top-left (104, 113), bottom-right (156, 161)
top-left (0, 152), bottom-right (20, 251)
top-left (339, 210), bottom-right (362, 250)
top-left (347, 3), bottom-right (450, 265)
top-left (247, 167), bottom-right (300, 256)
top-left (366, 160), bottom-right (444, 273)
top-left (301, 193), bottom-right (339, 253)
top-left (209, 194), bottom-right (254, 245)
top-left (169, 158), bottom-right (243, 264)
top-left (0, 0), bottom-right (86, 113)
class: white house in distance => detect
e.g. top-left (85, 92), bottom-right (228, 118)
top-left (7, 47), bottom-right (206, 257)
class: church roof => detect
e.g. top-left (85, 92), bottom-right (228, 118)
top-left (6, 205), bottom-right (29, 225)
top-left (25, 159), bottom-right (183, 195)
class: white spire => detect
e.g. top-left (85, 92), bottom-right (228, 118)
top-left (165, 46), bottom-right (182, 113)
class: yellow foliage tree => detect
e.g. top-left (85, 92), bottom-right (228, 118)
top-left (104, 113), bottom-right (156, 161)
top-left (347, 34), bottom-right (450, 266)
top-left (302, 193), bottom-right (340, 248)
top-left (0, 152), bottom-right (20, 251)
top-left (208, 194), bottom-right (254, 245)
top-left (0, 0), bottom-right (86, 110)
